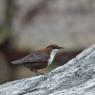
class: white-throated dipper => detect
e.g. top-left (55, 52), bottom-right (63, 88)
top-left (11, 44), bottom-right (64, 75)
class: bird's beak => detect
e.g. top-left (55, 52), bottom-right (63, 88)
top-left (59, 47), bottom-right (64, 49)
top-left (58, 47), bottom-right (64, 52)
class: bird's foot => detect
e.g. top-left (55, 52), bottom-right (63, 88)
top-left (31, 69), bottom-right (44, 75)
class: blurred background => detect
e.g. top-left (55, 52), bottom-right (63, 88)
top-left (0, 0), bottom-right (95, 84)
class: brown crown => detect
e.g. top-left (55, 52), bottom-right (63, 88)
top-left (46, 44), bottom-right (63, 49)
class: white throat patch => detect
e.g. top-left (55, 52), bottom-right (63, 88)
top-left (48, 49), bottom-right (59, 66)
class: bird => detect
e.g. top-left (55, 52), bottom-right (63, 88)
top-left (11, 44), bottom-right (64, 75)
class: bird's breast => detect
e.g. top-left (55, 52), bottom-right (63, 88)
top-left (48, 49), bottom-right (58, 66)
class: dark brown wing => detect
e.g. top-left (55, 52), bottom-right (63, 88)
top-left (11, 51), bottom-right (49, 64)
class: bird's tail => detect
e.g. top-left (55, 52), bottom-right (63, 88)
top-left (11, 59), bottom-right (24, 64)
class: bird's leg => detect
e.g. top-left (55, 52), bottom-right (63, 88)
top-left (35, 70), bottom-right (44, 75)
top-left (30, 69), bottom-right (44, 75)
top-left (30, 69), bottom-right (40, 75)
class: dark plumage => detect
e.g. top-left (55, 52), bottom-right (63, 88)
top-left (11, 44), bottom-right (64, 75)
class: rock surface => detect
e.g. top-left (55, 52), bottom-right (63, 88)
top-left (0, 44), bottom-right (95, 95)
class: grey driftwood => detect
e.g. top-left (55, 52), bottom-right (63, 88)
top-left (0, 45), bottom-right (95, 95)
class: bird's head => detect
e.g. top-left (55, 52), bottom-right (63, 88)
top-left (46, 44), bottom-right (64, 54)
